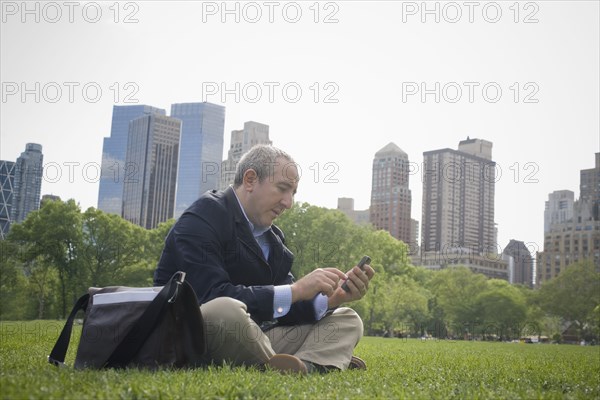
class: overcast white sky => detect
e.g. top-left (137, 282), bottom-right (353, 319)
top-left (1, 1), bottom-right (599, 256)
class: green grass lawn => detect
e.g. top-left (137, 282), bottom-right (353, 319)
top-left (1, 321), bottom-right (599, 399)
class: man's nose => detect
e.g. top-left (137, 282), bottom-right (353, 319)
top-left (281, 192), bottom-right (293, 209)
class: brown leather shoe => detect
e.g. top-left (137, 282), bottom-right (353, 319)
top-left (267, 354), bottom-right (308, 375)
top-left (348, 355), bottom-right (367, 370)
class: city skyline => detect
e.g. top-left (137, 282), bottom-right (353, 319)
top-left (2, 2), bottom-right (598, 256)
top-left (3, 123), bottom-right (597, 254)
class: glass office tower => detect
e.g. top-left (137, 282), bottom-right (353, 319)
top-left (122, 114), bottom-right (181, 229)
top-left (0, 160), bottom-right (16, 239)
top-left (11, 143), bottom-right (44, 224)
top-left (97, 105), bottom-right (165, 215)
top-left (171, 102), bottom-right (225, 218)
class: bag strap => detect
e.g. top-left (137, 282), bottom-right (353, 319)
top-left (48, 293), bottom-right (90, 367)
top-left (103, 271), bottom-right (186, 368)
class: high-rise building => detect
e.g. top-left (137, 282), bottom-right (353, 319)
top-left (220, 121), bottom-right (271, 190)
top-left (171, 102), bottom-right (225, 218)
top-left (420, 138), bottom-right (496, 255)
top-left (0, 160), bottom-right (16, 239)
top-left (40, 194), bottom-right (61, 207)
top-left (416, 250), bottom-right (509, 280)
top-left (410, 218), bottom-right (420, 255)
top-left (580, 152), bottom-right (600, 221)
top-left (11, 143), bottom-right (44, 224)
top-left (121, 114), bottom-right (181, 229)
top-left (98, 105), bottom-right (166, 215)
top-left (544, 190), bottom-right (575, 233)
top-left (503, 239), bottom-right (534, 288)
top-left (337, 197), bottom-right (370, 225)
top-left (369, 143), bottom-right (412, 245)
top-left (537, 153), bottom-right (600, 286)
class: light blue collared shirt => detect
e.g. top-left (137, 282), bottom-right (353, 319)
top-left (232, 188), bottom-right (328, 320)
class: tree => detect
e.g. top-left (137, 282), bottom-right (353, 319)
top-left (22, 255), bottom-right (59, 319)
top-left (276, 202), bottom-right (420, 334)
top-left (0, 240), bottom-right (31, 319)
top-left (2, 202), bottom-right (177, 320)
top-left (427, 266), bottom-right (488, 338)
top-left (8, 199), bottom-right (83, 317)
top-left (276, 203), bottom-right (355, 277)
top-left (515, 284), bottom-right (544, 339)
top-left (538, 259), bottom-right (600, 341)
top-left (276, 202), bottom-right (413, 278)
top-left (117, 218), bottom-right (177, 287)
top-left (475, 279), bottom-right (527, 340)
top-left (379, 274), bottom-right (430, 336)
top-left (80, 207), bottom-right (150, 287)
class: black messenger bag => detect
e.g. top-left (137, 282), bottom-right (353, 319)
top-left (48, 271), bottom-right (206, 369)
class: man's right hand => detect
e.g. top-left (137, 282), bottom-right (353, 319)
top-left (290, 268), bottom-right (347, 302)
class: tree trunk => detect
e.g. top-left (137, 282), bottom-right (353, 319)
top-left (37, 296), bottom-right (45, 319)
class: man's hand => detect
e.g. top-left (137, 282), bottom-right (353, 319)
top-left (291, 268), bottom-right (348, 302)
top-left (327, 263), bottom-right (375, 309)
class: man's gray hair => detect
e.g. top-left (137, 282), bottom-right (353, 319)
top-left (233, 145), bottom-right (295, 187)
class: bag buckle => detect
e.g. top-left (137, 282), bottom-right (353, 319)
top-left (168, 271), bottom-right (186, 303)
top-left (174, 271), bottom-right (186, 284)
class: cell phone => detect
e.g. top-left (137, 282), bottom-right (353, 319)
top-left (341, 256), bottom-right (371, 293)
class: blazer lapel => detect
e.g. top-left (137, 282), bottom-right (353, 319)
top-left (267, 225), bottom-right (295, 283)
top-left (266, 229), bottom-right (283, 267)
top-left (224, 187), bottom-right (270, 266)
top-left (237, 221), bottom-right (269, 266)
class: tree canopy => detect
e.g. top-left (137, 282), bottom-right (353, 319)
top-left (1, 199), bottom-right (598, 344)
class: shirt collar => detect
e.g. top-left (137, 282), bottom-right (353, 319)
top-left (231, 186), bottom-right (271, 238)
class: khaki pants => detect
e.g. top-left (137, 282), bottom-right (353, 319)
top-left (200, 297), bottom-right (363, 370)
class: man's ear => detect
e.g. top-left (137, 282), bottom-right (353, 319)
top-left (243, 169), bottom-right (258, 190)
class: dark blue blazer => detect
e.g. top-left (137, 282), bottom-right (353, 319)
top-left (154, 187), bottom-right (317, 325)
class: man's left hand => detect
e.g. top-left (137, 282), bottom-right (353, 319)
top-left (327, 263), bottom-right (375, 308)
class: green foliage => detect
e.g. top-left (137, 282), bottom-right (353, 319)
top-left (1, 198), bottom-right (598, 345)
top-left (0, 243), bottom-right (31, 319)
top-left (7, 199), bottom-right (83, 318)
top-left (80, 207), bottom-right (150, 287)
top-left (276, 202), bottom-right (412, 278)
top-left (276, 202), bottom-right (420, 335)
top-left (1, 201), bottom-right (170, 320)
top-left (427, 267), bottom-right (488, 334)
top-left (474, 279), bottom-right (528, 340)
top-left (422, 270), bottom-right (535, 340)
top-left (538, 259), bottom-right (600, 340)
top-left (1, 321), bottom-right (599, 399)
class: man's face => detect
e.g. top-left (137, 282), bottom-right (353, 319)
top-left (246, 157), bottom-right (299, 228)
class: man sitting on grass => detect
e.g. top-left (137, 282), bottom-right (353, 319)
top-left (154, 145), bottom-right (374, 374)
